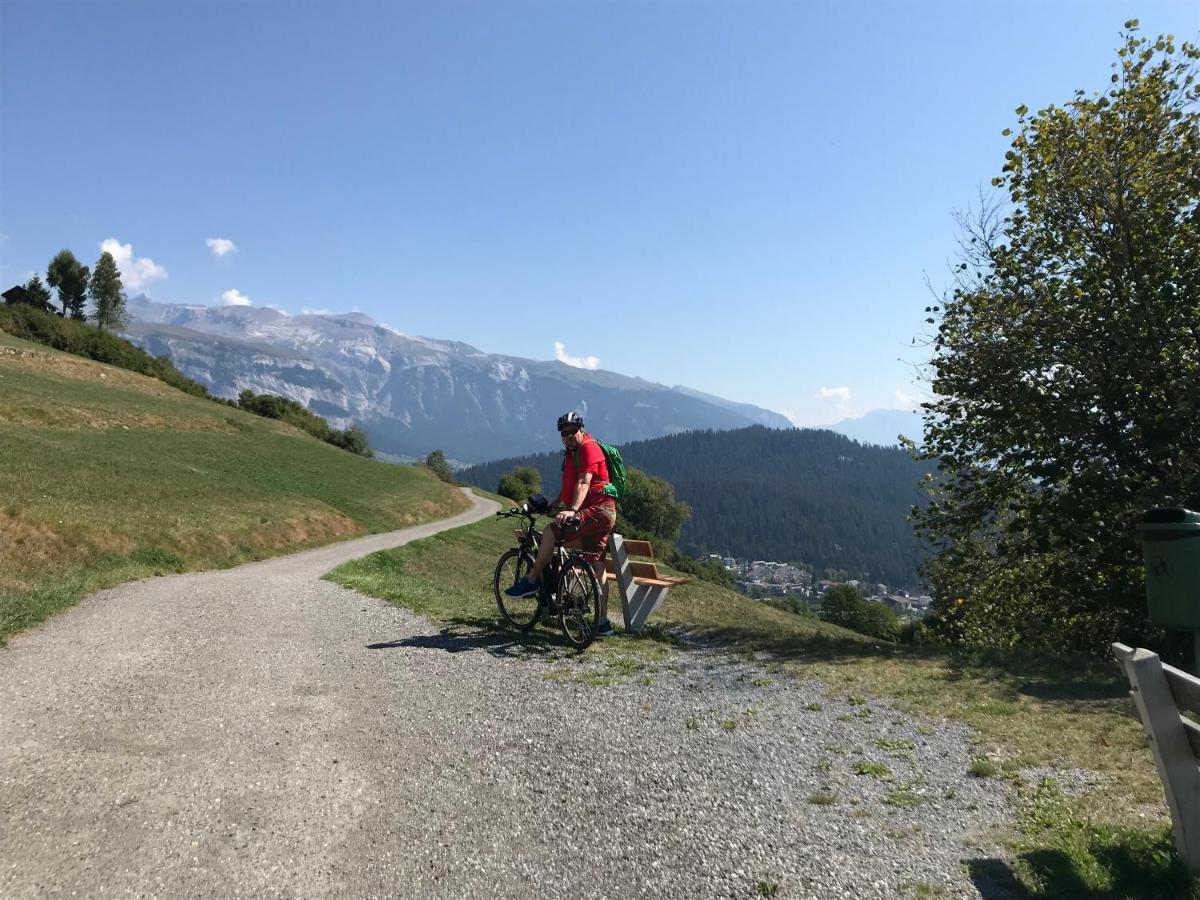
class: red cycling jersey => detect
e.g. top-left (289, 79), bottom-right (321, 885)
top-left (560, 435), bottom-right (610, 509)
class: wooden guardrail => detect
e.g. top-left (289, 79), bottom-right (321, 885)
top-left (1112, 642), bottom-right (1200, 873)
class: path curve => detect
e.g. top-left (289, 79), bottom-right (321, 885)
top-left (0, 488), bottom-right (1012, 899)
top-left (0, 488), bottom-right (499, 897)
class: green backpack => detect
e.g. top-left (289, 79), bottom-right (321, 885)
top-left (596, 440), bottom-right (627, 501)
top-left (569, 439), bottom-right (627, 501)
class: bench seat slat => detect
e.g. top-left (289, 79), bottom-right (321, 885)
top-left (600, 571), bottom-right (675, 589)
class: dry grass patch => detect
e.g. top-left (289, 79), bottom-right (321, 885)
top-left (0, 344), bottom-right (178, 397)
top-left (0, 403), bottom-right (239, 432)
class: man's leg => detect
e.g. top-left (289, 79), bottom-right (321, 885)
top-left (529, 525), bottom-right (557, 580)
top-left (591, 559), bottom-right (608, 621)
top-left (505, 525), bottom-right (558, 598)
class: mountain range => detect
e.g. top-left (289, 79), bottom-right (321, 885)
top-left (124, 297), bottom-right (792, 463)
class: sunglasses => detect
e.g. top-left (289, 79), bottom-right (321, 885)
top-left (559, 428), bottom-right (581, 437)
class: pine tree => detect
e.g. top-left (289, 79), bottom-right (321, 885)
top-left (89, 251), bottom-right (127, 333)
top-left (22, 274), bottom-right (53, 308)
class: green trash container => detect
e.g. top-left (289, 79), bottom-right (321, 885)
top-left (1141, 508), bottom-right (1200, 628)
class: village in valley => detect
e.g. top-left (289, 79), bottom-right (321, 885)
top-left (714, 555), bottom-right (933, 619)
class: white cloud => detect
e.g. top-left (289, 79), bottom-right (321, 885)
top-left (99, 238), bottom-right (167, 290)
top-left (817, 385), bottom-right (851, 401)
top-left (554, 341), bottom-right (600, 370)
top-left (206, 237), bottom-right (237, 257)
top-left (220, 288), bottom-right (252, 306)
top-left (894, 389), bottom-right (921, 410)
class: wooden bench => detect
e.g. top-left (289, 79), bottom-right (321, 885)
top-left (1112, 642), bottom-right (1200, 873)
top-left (599, 534), bottom-right (689, 633)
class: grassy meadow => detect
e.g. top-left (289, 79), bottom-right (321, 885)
top-left (0, 327), bottom-right (468, 642)
top-left (328, 512), bottom-right (1197, 899)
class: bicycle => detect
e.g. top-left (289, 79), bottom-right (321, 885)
top-left (493, 493), bottom-right (602, 649)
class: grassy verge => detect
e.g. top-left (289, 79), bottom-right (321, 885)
top-left (327, 511), bottom-right (1199, 899)
top-left (0, 328), bottom-right (468, 642)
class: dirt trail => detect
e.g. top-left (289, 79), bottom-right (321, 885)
top-left (0, 487), bottom-right (1009, 899)
top-left (0, 489), bottom-right (502, 897)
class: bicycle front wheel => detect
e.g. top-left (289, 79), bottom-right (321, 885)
top-left (494, 548), bottom-right (540, 630)
top-left (558, 559), bottom-right (601, 649)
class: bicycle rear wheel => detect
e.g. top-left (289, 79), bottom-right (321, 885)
top-left (558, 559), bottom-right (601, 649)
top-left (494, 548), bottom-right (540, 630)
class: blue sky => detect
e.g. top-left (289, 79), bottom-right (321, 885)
top-left (2, 1), bottom-right (1197, 426)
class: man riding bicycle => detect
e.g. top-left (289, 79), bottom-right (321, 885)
top-left (505, 411), bottom-right (618, 636)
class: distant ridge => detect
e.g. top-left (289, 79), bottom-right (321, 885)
top-left (124, 296), bottom-right (793, 463)
top-left (460, 425), bottom-right (932, 588)
top-left (830, 408), bottom-right (924, 447)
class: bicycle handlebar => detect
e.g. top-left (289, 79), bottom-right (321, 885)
top-left (495, 506), bottom-right (579, 527)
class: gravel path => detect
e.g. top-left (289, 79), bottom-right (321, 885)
top-left (0, 488), bottom-right (1019, 898)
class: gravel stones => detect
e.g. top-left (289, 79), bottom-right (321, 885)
top-left (0, 492), bottom-right (1021, 898)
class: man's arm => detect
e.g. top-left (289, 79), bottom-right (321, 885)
top-left (556, 472), bottom-right (593, 522)
top-left (570, 472), bottom-right (594, 511)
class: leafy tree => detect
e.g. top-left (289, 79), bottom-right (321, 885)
top-left (819, 584), bottom-right (869, 630)
top-left (89, 251), bottom-right (127, 333)
top-left (22, 274), bottom-right (53, 308)
top-left (46, 249), bottom-right (89, 319)
top-left (819, 583), bottom-right (899, 641)
top-left (497, 465), bottom-right (541, 502)
top-left (859, 602), bottom-right (900, 643)
top-left (425, 449), bottom-right (456, 484)
top-left (913, 24), bottom-right (1200, 653)
top-left (618, 467), bottom-right (691, 549)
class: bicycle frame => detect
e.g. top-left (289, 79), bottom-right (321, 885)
top-left (495, 502), bottom-right (600, 646)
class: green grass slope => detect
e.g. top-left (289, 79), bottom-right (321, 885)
top-left (328, 513), bottom-right (1196, 899)
top-left (0, 327), bottom-right (468, 642)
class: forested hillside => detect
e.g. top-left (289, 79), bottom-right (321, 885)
top-left (461, 426), bottom-right (932, 588)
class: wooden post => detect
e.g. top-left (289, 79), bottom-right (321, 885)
top-left (1116, 644), bottom-right (1200, 873)
top-left (610, 533), bottom-right (634, 628)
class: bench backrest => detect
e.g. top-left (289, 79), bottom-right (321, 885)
top-left (603, 557), bottom-right (661, 581)
top-left (619, 539), bottom-right (654, 558)
top-left (1112, 642), bottom-right (1200, 873)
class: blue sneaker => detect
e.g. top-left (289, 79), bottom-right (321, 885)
top-left (505, 575), bottom-right (540, 598)
top-left (596, 619), bottom-right (616, 637)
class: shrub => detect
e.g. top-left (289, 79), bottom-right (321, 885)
top-left (899, 618), bottom-right (932, 645)
top-left (237, 389), bottom-right (372, 457)
top-left (497, 465), bottom-right (541, 502)
top-left (763, 596), bottom-right (815, 618)
top-left (667, 553), bottom-right (734, 588)
top-left (424, 449), bottom-right (457, 484)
